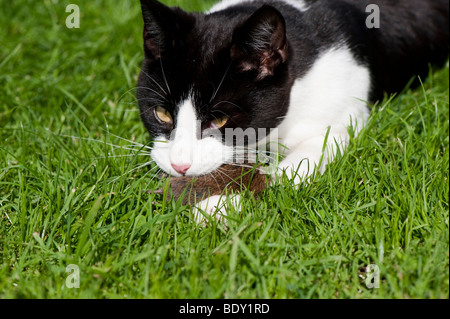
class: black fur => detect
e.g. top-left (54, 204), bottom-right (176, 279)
top-left (137, 0), bottom-right (449, 140)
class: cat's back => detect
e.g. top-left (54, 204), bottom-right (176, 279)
top-left (208, 0), bottom-right (449, 100)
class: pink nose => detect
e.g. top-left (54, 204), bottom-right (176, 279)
top-left (171, 164), bottom-right (191, 175)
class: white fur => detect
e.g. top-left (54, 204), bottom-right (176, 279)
top-left (193, 194), bottom-right (241, 227)
top-left (275, 45), bottom-right (371, 183)
top-left (208, 0), bottom-right (309, 14)
top-left (151, 97), bottom-right (234, 177)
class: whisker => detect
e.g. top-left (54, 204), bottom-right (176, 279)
top-left (102, 131), bottom-right (153, 150)
top-left (205, 172), bottom-right (221, 192)
top-left (143, 166), bottom-right (163, 190)
top-left (135, 165), bottom-right (161, 189)
top-left (159, 55), bottom-right (172, 95)
top-left (118, 102), bottom-right (140, 107)
top-left (210, 62), bottom-right (232, 103)
top-left (223, 162), bottom-right (255, 170)
top-left (118, 95), bottom-right (166, 108)
top-left (107, 144), bottom-right (152, 153)
top-left (91, 153), bottom-right (152, 160)
top-left (135, 86), bottom-right (168, 102)
top-left (144, 175), bottom-right (161, 189)
top-left (108, 161), bottom-right (157, 184)
top-left (211, 100), bottom-right (247, 114)
top-left (211, 109), bottom-right (228, 118)
top-left (140, 69), bottom-right (168, 96)
top-left (232, 154), bottom-right (277, 162)
top-left (61, 135), bottom-right (149, 152)
top-left (216, 167), bottom-right (242, 188)
top-left (135, 97), bottom-right (166, 104)
top-left (116, 87), bottom-right (142, 103)
top-left (214, 168), bottom-right (228, 186)
top-left (231, 146), bottom-right (279, 158)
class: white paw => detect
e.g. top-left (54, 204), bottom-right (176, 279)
top-left (278, 160), bottom-right (313, 185)
top-left (192, 195), bottom-right (241, 227)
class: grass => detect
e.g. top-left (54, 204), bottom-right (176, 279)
top-left (0, 0), bottom-right (448, 299)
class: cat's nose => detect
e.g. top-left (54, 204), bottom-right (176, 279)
top-left (171, 163), bottom-right (191, 175)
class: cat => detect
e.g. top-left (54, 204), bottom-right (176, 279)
top-left (136, 0), bottom-right (449, 223)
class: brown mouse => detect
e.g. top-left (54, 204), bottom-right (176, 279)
top-left (149, 163), bottom-right (269, 205)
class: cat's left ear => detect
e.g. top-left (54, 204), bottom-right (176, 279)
top-left (231, 5), bottom-right (288, 80)
top-left (140, 0), bottom-right (194, 60)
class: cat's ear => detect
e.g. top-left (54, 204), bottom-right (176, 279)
top-left (231, 5), bottom-right (288, 80)
top-left (140, 0), bottom-right (194, 60)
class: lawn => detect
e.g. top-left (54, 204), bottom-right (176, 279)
top-left (0, 0), bottom-right (448, 299)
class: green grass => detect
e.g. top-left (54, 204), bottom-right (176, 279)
top-left (0, 0), bottom-right (448, 299)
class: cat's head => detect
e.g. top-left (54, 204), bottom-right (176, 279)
top-left (137, 0), bottom-right (293, 177)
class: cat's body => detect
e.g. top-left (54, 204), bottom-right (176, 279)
top-left (137, 0), bottom-right (449, 221)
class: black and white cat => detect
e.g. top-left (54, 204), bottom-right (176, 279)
top-left (137, 0), bottom-right (449, 221)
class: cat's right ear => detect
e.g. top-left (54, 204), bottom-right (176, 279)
top-left (231, 5), bottom-right (288, 80)
top-left (140, 0), bottom-right (193, 60)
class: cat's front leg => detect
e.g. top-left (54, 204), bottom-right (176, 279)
top-left (192, 194), bottom-right (242, 227)
top-left (278, 133), bottom-right (348, 185)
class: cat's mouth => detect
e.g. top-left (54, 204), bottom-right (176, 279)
top-left (150, 137), bottom-right (234, 178)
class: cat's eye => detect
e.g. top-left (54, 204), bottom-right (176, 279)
top-left (154, 106), bottom-right (173, 124)
top-left (210, 116), bottom-right (229, 129)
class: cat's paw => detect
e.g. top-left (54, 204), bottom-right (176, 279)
top-left (192, 195), bottom-right (241, 227)
top-left (277, 161), bottom-right (312, 185)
